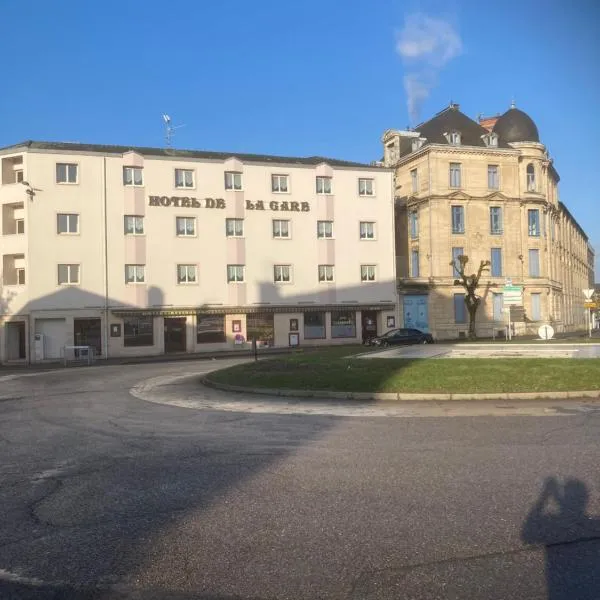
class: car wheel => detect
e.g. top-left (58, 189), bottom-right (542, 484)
top-left (421, 339), bottom-right (428, 344)
top-left (382, 341), bottom-right (389, 348)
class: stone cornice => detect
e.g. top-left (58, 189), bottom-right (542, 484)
top-left (393, 143), bottom-right (520, 168)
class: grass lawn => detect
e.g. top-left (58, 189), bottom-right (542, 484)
top-left (207, 346), bottom-right (600, 393)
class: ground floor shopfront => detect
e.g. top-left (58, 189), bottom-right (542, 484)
top-left (1, 304), bottom-right (397, 364)
top-left (398, 283), bottom-right (587, 340)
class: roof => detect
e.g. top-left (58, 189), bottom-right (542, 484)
top-left (558, 201), bottom-right (588, 241)
top-left (0, 140), bottom-right (383, 170)
top-left (413, 104), bottom-right (512, 150)
top-left (493, 107), bottom-right (540, 143)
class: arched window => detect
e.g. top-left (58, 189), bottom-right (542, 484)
top-left (526, 163), bottom-right (535, 192)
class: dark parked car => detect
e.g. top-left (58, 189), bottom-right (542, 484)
top-left (365, 328), bottom-right (434, 347)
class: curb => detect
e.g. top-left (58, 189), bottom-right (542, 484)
top-left (201, 377), bottom-right (600, 402)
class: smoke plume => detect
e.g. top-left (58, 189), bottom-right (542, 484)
top-left (396, 14), bottom-right (462, 124)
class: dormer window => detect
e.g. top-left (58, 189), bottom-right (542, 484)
top-left (450, 131), bottom-right (461, 145)
top-left (483, 133), bottom-right (498, 147)
top-left (411, 138), bottom-right (424, 152)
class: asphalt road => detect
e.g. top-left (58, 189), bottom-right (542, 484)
top-left (1, 359), bottom-right (599, 599)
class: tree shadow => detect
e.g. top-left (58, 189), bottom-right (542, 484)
top-left (522, 477), bottom-right (600, 599)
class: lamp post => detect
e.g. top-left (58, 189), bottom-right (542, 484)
top-left (583, 289), bottom-right (594, 338)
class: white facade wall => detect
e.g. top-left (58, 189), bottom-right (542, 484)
top-left (0, 143), bottom-right (397, 362)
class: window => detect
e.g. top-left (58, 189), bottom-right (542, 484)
top-left (123, 166), bottom-right (144, 186)
top-left (359, 221), bottom-right (375, 240)
top-left (492, 293), bottom-right (504, 321)
top-left (452, 247), bottom-right (464, 277)
top-left (15, 170), bottom-right (24, 183)
top-left (271, 174), bottom-right (289, 193)
top-left (225, 218), bottom-right (244, 237)
top-left (410, 211), bottom-right (418, 239)
top-left (449, 163), bottom-right (461, 188)
top-left (317, 220), bottom-right (333, 239)
top-left (490, 207), bottom-right (503, 234)
top-left (526, 163), bottom-right (535, 192)
top-left (529, 249), bottom-right (540, 277)
top-left (125, 264), bottom-right (145, 284)
top-left (318, 265), bottom-right (334, 282)
top-left (411, 139), bottom-right (423, 152)
top-left (449, 131), bottom-right (461, 145)
top-left (124, 215), bottom-right (144, 235)
top-left (177, 264), bottom-right (197, 284)
top-left (274, 264), bottom-right (292, 283)
top-left (484, 133), bottom-right (498, 147)
top-left (531, 293), bottom-right (542, 321)
top-left (16, 219), bottom-right (25, 234)
top-left (176, 216), bottom-right (196, 236)
top-left (411, 250), bottom-right (419, 277)
top-left (227, 264), bottom-right (245, 283)
top-left (175, 168), bottom-right (194, 188)
top-left (246, 313), bottom-right (275, 345)
top-left (272, 219), bottom-right (290, 238)
top-left (124, 316), bottom-right (154, 347)
top-left (16, 268), bottom-right (25, 285)
top-left (361, 265), bottom-right (376, 282)
top-left (410, 169), bottom-right (418, 193)
top-left (225, 171), bottom-right (242, 190)
top-left (304, 312), bottom-right (325, 339)
top-left (528, 209), bottom-right (540, 237)
top-left (57, 213), bottom-right (79, 234)
top-left (331, 311), bottom-right (357, 338)
top-left (488, 165), bottom-right (499, 190)
top-left (56, 163), bottom-right (78, 184)
top-left (451, 206), bottom-right (465, 234)
top-left (358, 178), bottom-right (374, 196)
top-left (197, 314), bottom-right (226, 344)
top-left (58, 264), bottom-right (80, 285)
top-left (491, 248), bottom-right (503, 277)
top-left (454, 293), bottom-right (467, 324)
top-left (316, 176), bottom-right (332, 194)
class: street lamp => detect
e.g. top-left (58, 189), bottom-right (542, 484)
top-left (20, 180), bottom-right (36, 201)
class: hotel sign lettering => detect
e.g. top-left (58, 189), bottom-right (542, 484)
top-left (148, 196), bottom-right (310, 212)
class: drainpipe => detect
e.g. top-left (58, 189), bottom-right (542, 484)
top-left (427, 151), bottom-right (433, 276)
top-left (102, 157), bottom-right (109, 358)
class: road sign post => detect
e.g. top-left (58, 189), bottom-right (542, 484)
top-left (583, 289), bottom-right (595, 338)
top-left (502, 284), bottom-right (523, 341)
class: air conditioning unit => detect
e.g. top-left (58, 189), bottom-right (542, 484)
top-left (34, 334), bottom-right (45, 361)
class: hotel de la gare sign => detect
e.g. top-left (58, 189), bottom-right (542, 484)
top-left (148, 195), bottom-right (311, 212)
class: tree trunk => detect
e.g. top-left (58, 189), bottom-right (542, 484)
top-left (467, 304), bottom-right (478, 339)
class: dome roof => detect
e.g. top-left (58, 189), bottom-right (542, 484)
top-left (492, 107), bottom-right (539, 143)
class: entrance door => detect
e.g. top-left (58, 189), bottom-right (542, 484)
top-left (403, 295), bottom-right (429, 332)
top-left (74, 318), bottom-right (102, 355)
top-left (361, 311), bottom-right (378, 343)
top-left (5, 322), bottom-right (26, 359)
top-left (164, 317), bottom-right (187, 353)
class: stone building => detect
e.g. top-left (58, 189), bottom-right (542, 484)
top-left (383, 102), bottom-right (594, 338)
top-left (0, 141), bottom-right (396, 363)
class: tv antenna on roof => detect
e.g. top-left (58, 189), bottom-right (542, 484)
top-left (162, 114), bottom-right (185, 148)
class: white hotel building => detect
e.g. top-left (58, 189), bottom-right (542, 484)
top-left (0, 141), bottom-right (397, 363)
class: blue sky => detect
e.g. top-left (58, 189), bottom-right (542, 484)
top-left (1, 0), bottom-right (598, 278)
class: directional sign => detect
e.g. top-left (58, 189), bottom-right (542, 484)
top-left (503, 285), bottom-right (523, 306)
top-left (584, 301), bottom-right (598, 309)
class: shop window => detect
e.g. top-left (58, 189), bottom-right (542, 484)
top-left (196, 314), bottom-right (226, 344)
top-left (124, 316), bottom-right (154, 347)
top-left (304, 312), bottom-right (326, 339)
top-left (331, 311), bottom-right (357, 338)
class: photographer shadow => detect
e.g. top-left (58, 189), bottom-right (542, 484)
top-left (522, 477), bottom-right (600, 599)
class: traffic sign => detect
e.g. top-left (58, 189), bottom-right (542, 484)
top-left (583, 289), bottom-right (595, 300)
top-left (503, 285), bottom-right (523, 306)
top-left (584, 301), bottom-right (597, 309)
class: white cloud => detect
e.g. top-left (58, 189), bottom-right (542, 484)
top-left (396, 14), bottom-right (463, 123)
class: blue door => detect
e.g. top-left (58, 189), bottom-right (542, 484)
top-left (403, 295), bottom-right (429, 332)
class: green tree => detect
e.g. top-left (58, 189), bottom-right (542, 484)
top-left (449, 254), bottom-right (491, 339)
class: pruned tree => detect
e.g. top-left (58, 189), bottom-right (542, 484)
top-left (449, 255), bottom-right (491, 339)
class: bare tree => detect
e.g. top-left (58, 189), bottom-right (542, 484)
top-left (449, 255), bottom-right (491, 339)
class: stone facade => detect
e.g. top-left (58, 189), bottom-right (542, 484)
top-left (384, 103), bottom-right (594, 339)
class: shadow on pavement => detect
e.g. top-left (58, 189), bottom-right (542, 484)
top-left (522, 477), bottom-right (600, 599)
